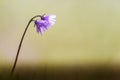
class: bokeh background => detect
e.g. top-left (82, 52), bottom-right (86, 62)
top-left (1, 0), bottom-right (120, 79)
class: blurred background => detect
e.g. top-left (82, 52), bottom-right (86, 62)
top-left (0, 0), bottom-right (120, 79)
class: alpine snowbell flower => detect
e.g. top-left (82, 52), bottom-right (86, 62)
top-left (11, 14), bottom-right (56, 76)
top-left (35, 15), bottom-right (56, 34)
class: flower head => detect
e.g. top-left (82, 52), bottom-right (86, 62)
top-left (34, 14), bottom-right (56, 34)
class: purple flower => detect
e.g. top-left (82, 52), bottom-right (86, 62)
top-left (35, 14), bottom-right (56, 34)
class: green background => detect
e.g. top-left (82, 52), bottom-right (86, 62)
top-left (0, 0), bottom-right (120, 69)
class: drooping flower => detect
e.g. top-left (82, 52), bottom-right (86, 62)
top-left (35, 14), bottom-right (56, 34)
top-left (11, 14), bottom-right (56, 75)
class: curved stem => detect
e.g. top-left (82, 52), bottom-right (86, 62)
top-left (10, 15), bottom-right (41, 75)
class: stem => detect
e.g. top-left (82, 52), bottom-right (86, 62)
top-left (10, 15), bottom-right (41, 75)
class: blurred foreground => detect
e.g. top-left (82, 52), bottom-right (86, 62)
top-left (0, 65), bottom-right (120, 80)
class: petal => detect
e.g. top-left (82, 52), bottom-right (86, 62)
top-left (49, 20), bottom-right (55, 26)
top-left (49, 15), bottom-right (56, 19)
top-left (39, 27), bottom-right (44, 34)
top-left (41, 16), bottom-right (49, 20)
top-left (36, 26), bottom-right (40, 33)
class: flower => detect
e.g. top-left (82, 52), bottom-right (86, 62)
top-left (34, 14), bottom-right (56, 34)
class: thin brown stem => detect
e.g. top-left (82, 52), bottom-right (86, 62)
top-left (10, 15), bottom-right (41, 76)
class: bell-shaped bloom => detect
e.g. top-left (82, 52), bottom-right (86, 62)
top-left (35, 14), bottom-right (56, 34)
